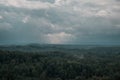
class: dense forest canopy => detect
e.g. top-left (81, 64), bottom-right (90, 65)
top-left (0, 0), bottom-right (120, 80)
top-left (0, 45), bottom-right (120, 80)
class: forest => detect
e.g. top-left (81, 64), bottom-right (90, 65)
top-left (0, 45), bottom-right (120, 80)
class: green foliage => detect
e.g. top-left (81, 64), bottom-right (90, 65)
top-left (0, 46), bottom-right (120, 80)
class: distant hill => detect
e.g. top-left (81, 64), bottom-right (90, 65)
top-left (0, 44), bottom-right (120, 53)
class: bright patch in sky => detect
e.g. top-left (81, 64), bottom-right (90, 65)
top-left (0, 0), bottom-right (120, 45)
top-left (0, 16), bottom-right (3, 19)
top-left (46, 32), bottom-right (73, 44)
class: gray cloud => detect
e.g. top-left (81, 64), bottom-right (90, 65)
top-left (0, 0), bottom-right (120, 45)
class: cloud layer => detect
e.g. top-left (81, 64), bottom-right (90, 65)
top-left (0, 0), bottom-right (120, 45)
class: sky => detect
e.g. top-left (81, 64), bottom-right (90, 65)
top-left (0, 0), bottom-right (120, 45)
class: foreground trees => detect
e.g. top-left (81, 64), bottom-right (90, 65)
top-left (0, 46), bottom-right (120, 80)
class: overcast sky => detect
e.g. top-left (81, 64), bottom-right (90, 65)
top-left (0, 0), bottom-right (120, 45)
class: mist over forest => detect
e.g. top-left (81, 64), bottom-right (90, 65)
top-left (0, 0), bottom-right (120, 80)
top-left (0, 45), bottom-right (120, 80)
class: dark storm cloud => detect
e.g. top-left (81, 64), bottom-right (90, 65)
top-left (0, 0), bottom-right (120, 44)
